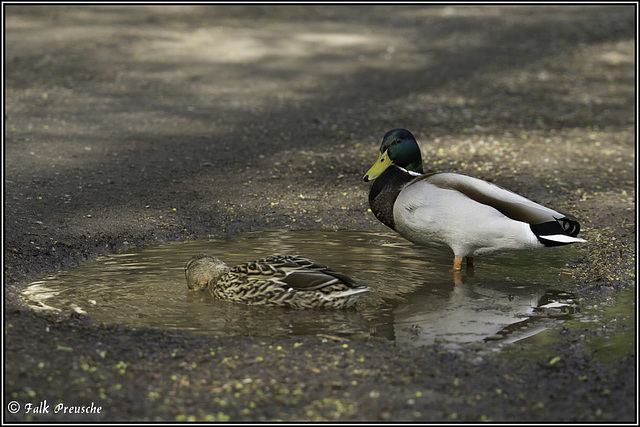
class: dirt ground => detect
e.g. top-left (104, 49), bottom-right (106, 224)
top-left (4, 5), bottom-right (636, 422)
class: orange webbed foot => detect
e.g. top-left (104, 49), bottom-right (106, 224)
top-left (453, 256), bottom-right (475, 284)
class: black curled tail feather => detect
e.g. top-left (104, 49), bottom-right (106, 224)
top-left (530, 215), bottom-right (582, 247)
top-left (560, 214), bottom-right (580, 237)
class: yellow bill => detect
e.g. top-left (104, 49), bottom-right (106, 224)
top-left (363, 150), bottom-right (392, 182)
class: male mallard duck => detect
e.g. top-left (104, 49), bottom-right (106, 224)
top-left (363, 129), bottom-right (586, 275)
top-left (184, 254), bottom-right (372, 309)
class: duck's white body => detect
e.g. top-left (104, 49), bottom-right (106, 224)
top-left (367, 166), bottom-right (585, 268)
top-left (393, 172), bottom-right (564, 258)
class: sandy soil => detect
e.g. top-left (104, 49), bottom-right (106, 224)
top-left (4, 6), bottom-right (636, 422)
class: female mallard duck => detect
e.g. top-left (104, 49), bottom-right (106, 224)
top-left (363, 129), bottom-right (586, 274)
top-left (184, 254), bottom-right (372, 309)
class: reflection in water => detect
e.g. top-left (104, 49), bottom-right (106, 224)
top-left (21, 230), bottom-right (583, 347)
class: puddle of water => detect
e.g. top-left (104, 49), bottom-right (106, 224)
top-left (510, 286), bottom-right (636, 362)
top-left (582, 287), bottom-right (636, 363)
top-left (21, 230), bottom-right (585, 347)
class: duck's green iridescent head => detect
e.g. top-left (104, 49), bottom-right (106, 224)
top-left (363, 129), bottom-right (424, 182)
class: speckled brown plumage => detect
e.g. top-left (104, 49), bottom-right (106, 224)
top-left (185, 254), bottom-right (372, 309)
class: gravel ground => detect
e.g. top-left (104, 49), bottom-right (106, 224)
top-left (4, 5), bottom-right (636, 422)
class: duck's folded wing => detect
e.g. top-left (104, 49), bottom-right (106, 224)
top-left (252, 255), bottom-right (361, 291)
top-left (417, 173), bottom-right (581, 237)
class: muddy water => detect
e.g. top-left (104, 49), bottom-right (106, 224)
top-left (21, 230), bottom-right (583, 347)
